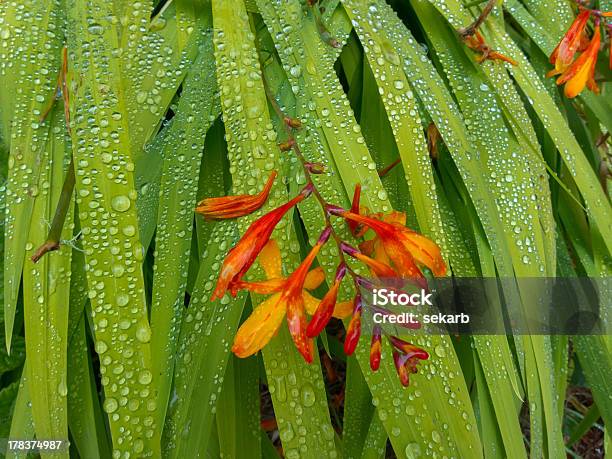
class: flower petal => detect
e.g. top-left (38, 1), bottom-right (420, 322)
top-left (232, 293), bottom-right (284, 358)
top-left (286, 293), bottom-right (315, 363)
top-left (231, 278), bottom-right (285, 295)
top-left (399, 231), bottom-right (446, 276)
top-left (332, 300), bottom-right (354, 319)
top-left (304, 267), bottom-right (325, 290)
top-left (549, 10), bottom-right (591, 69)
top-left (557, 27), bottom-right (600, 98)
top-left (344, 300), bottom-right (362, 356)
top-left (259, 240), bottom-right (283, 279)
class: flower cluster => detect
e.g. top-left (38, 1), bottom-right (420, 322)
top-left (197, 146), bottom-right (446, 385)
top-left (547, 6), bottom-right (611, 98)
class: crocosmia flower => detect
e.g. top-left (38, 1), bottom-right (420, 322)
top-left (231, 237), bottom-right (353, 361)
top-left (282, 228), bottom-right (332, 362)
top-left (547, 10), bottom-right (592, 77)
top-left (556, 26), bottom-right (601, 98)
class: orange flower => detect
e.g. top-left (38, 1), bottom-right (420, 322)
top-left (196, 171), bottom-right (277, 219)
top-left (332, 209), bottom-right (446, 279)
top-left (212, 185), bottom-right (312, 301)
top-left (556, 26), bottom-right (601, 98)
top-left (306, 263), bottom-right (346, 338)
top-left (547, 10), bottom-right (592, 77)
top-left (231, 237), bottom-right (352, 360)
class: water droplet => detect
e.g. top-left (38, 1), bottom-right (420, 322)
top-left (405, 442), bottom-right (421, 458)
top-left (300, 383), bottom-right (316, 407)
top-left (116, 293), bottom-right (129, 307)
top-left (111, 195), bottom-right (131, 212)
top-left (103, 397), bottom-right (118, 413)
top-left (136, 324), bottom-right (151, 343)
top-left (138, 370), bottom-right (153, 385)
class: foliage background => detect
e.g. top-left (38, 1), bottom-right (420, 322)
top-left (0, 0), bottom-right (610, 457)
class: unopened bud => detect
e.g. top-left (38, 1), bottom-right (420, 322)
top-left (284, 117), bottom-right (302, 129)
top-left (279, 139), bottom-right (295, 151)
top-left (305, 162), bottom-right (326, 174)
top-left (335, 262), bottom-right (347, 281)
top-left (318, 226), bottom-right (332, 244)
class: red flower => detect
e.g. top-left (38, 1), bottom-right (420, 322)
top-left (212, 185), bottom-right (312, 301)
top-left (556, 26), bottom-right (601, 98)
top-left (389, 336), bottom-right (429, 387)
top-left (370, 327), bottom-right (382, 371)
top-left (344, 296), bottom-right (362, 355)
top-left (196, 171), bottom-right (277, 219)
top-left (547, 10), bottom-right (592, 77)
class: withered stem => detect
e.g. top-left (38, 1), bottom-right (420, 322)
top-left (31, 158), bottom-right (75, 263)
top-left (378, 158), bottom-right (401, 178)
top-left (307, 1), bottom-right (341, 48)
top-left (458, 0), bottom-right (498, 38)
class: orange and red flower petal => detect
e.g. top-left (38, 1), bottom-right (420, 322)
top-left (341, 242), bottom-right (397, 278)
top-left (196, 171), bottom-right (277, 219)
top-left (549, 10), bottom-right (591, 70)
top-left (370, 327), bottom-right (382, 371)
top-left (231, 278), bottom-right (285, 295)
top-left (344, 298), bottom-right (362, 355)
top-left (306, 264), bottom-right (346, 337)
top-left (286, 293), bottom-right (315, 363)
top-left (389, 336), bottom-right (430, 360)
top-left (393, 351), bottom-right (411, 387)
top-left (280, 228), bottom-right (331, 362)
top-left (304, 266), bottom-right (326, 290)
top-left (398, 231), bottom-right (446, 276)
